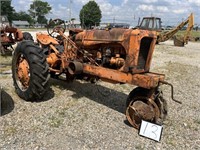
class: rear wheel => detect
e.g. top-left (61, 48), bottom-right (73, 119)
top-left (12, 41), bottom-right (50, 101)
top-left (126, 87), bottom-right (168, 129)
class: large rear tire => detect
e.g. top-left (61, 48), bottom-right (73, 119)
top-left (12, 41), bottom-right (50, 101)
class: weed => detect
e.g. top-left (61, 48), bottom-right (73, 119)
top-left (135, 145), bottom-right (144, 150)
top-left (194, 119), bottom-right (200, 125)
top-left (48, 116), bottom-right (63, 128)
top-left (4, 126), bottom-right (17, 136)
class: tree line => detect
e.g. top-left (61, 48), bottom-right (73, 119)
top-left (1, 0), bottom-right (102, 28)
top-left (1, 0), bottom-right (51, 26)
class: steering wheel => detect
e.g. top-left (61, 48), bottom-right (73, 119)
top-left (47, 19), bottom-right (66, 37)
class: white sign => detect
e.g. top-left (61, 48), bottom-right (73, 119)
top-left (139, 120), bottom-right (163, 142)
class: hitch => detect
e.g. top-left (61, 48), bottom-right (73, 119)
top-left (160, 81), bottom-right (182, 104)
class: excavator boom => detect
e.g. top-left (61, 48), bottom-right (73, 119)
top-left (184, 13), bottom-right (194, 43)
top-left (158, 13), bottom-right (194, 43)
top-left (138, 13), bottom-right (194, 46)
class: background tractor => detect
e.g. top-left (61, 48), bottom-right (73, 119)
top-left (12, 19), bottom-right (180, 129)
top-left (138, 13), bottom-right (194, 46)
top-left (0, 15), bottom-right (32, 55)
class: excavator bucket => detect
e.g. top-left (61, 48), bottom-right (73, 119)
top-left (174, 36), bottom-right (184, 47)
top-left (174, 13), bottom-right (194, 47)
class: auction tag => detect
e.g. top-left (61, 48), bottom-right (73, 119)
top-left (139, 120), bottom-right (163, 142)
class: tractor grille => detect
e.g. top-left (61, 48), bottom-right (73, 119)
top-left (137, 37), bottom-right (152, 70)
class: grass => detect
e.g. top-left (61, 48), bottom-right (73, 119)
top-left (4, 126), bottom-right (17, 136)
top-left (20, 28), bottom-right (46, 31)
top-left (48, 116), bottom-right (63, 128)
top-left (194, 119), bottom-right (200, 125)
top-left (0, 55), bottom-right (12, 80)
top-left (159, 29), bottom-right (200, 42)
top-left (166, 138), bottom-right (177, 147)
top-left (135, 145), bottom-right (144, 150)
top-left (0, 66), bottom-right (11, 73)
top-left (0, 55), bottom-right (12, 77)
top-left (20, 28), bottom-right (70, 32)
top-left (48, 101), bottom-right (78, 128)
top-left (0, 55), bottom-right (12, 65)
top-left (175, 30), bottom-right (200, 38)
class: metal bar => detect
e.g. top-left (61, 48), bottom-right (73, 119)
top-left (83, 64), bottom-right (165, 89)
top-left (83, 39), bottom-right (122, 42)
top-left (160, 81), bottom-right (182, 104)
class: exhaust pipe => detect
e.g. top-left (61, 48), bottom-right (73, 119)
top-left (68, 61), bottom-right (83, 75)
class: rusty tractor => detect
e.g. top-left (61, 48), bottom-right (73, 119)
top-left (138, 13), bottom-right (194, 46)
top-left (12, 19), bottom-right (181, 129)
top-left (0, 16), bottom-right (32, 55)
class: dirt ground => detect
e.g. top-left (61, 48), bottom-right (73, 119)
top-left (0, 31), bottom-right (200, 150)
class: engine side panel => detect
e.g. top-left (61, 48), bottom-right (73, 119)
top-left (74, 28), bottom-right (157, 74)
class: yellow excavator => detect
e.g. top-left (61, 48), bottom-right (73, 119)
top-left (138, 13), bottom-right (194, 46)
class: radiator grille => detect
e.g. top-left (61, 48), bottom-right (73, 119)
top-left (137, 37), bottom-right (152, 70)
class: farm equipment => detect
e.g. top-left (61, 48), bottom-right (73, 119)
top-left (138, 13), bottom-right (194, 46)
top-left (12, 19), bottom-right (181, 129)
top-left (0, 16), bottom-right (32, 55)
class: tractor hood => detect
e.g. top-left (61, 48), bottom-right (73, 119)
top-left (74, 28), bottom-right (156, 47)
top-left (75, 28), bottom-right (133, 46)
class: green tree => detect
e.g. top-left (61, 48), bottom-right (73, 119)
top-left (79, 1), bottom-right (102, 29)
top-left (37, 15), bottom-right (48, 26)
top-left (0, 0), bottom-right (15, 23)
top-left (28, 0), bottom-right (51, 25)
top-left (13, 11), bottom-right (34, 25)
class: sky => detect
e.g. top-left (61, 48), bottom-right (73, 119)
top-left (11, 0), bottom-right (200, 26)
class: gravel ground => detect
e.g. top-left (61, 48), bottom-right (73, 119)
top-left (0, 31), bottom-right (200, 150)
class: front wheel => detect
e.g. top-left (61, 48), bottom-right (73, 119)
top-left (12, 41), bottom-right (50, 101)
top-left (126, 87), bottom-right (168, 129)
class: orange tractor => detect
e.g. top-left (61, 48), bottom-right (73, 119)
top-left (0, 16), bottom-right (33, 55)
top-left (138, 13), bottom-right (194, 46)
top-left (12, 19), bottom-right (181, 129)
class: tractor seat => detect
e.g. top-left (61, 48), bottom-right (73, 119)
top-left (36, 33), bottom-right (59, 45)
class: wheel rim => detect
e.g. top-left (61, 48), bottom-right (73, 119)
top-left (15, 54), bottom-right (30, 91)
top-left (126, 97), bottom-right (160, 129)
